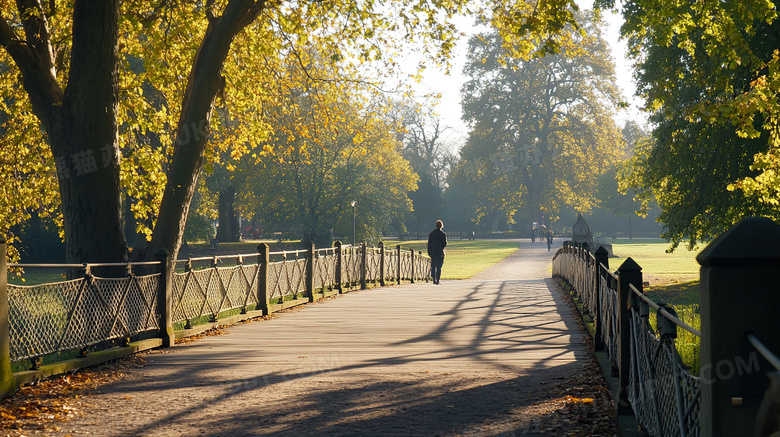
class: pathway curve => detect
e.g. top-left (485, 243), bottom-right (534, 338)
top-left (55, 240), bottom-right (615, 436)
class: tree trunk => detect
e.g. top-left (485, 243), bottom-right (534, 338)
top-left (2, 0), bottom-right (127, 266)
top-left (146, 0), bottom-right (263, 261)
top-left (217, 186), bottom-right (240, 242)
top-left (52, 0), bottom-right (127, 265)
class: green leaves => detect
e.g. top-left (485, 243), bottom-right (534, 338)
top-left (457, 11), bottom-right (623, 229)
top-left (614, 0), bottom-right (780, 247)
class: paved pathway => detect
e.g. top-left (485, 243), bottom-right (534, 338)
top-left (56, 241), bottom-right (591, 436)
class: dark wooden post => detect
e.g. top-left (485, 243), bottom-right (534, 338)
top-left (156, 248), bottom-right (175, 347)
top-left (396, 244), bottom-right (402, 285)
top-left (334, 241), bottom-right (343, 294)
top-left (307, 243), bottom-right (315, 302)
top-left (0, 238), bottom-right (13, 399)
top-left (378, 242), bottom-right (386, 286)
top-left (360, 242), bottom-right (367, 290)
top-left (410, 248), bottom-right (415, 283)
top-left (697, 217), bottom-right (780, 437)
top-left (616, 257), bottom-right (641, 416)
top-left (257, 243), bottom-right (270, 315)
top-left (237, 255), bottom-right (246, 313)
top-left (593, 246), bottom-right (609, 351)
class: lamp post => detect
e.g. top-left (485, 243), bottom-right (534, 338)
top-left (351, 200), bottom-right (356, 246)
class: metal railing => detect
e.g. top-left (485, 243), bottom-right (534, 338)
top-left (553, 242), bottom-right (701, 437)
top-left (8, 261), bottom-right (163, 363)
top-left (3, 241), bottom-right (431, 372)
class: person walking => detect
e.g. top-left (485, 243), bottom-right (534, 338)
top-left (427, 220), bottom-right (447, 285)
top-left (546, 228), bottom-right (554, 251)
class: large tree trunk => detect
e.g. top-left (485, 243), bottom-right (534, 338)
top-left (146, 0), bottom-right (263, 261)
top-left (54, 0), bottom-right (126, 265)
top-left (216, 186), bottom-right (240, 242)
top-left (2, 0), bottom-right (127, 265)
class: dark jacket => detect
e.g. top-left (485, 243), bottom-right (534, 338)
top-left (427, 228), bottom-right (447, 258)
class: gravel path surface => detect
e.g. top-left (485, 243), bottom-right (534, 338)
top-left (40, 240), bottom-right (617, 437)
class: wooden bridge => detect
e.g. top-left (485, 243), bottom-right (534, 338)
top-left (51, 243), bottom-right (599, 436)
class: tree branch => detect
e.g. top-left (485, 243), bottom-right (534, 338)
top-left (0, 10), bottom-right (62, 132)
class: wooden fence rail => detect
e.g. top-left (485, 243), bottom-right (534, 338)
top-left (0, 240), bottom-right (430, 399)
top-left (553, 217), bottom-right (780, 437)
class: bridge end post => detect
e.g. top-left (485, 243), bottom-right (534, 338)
top-left (257, 243), bottom-right (270, 315)
top-left (334, 241), bottom-right (343, 294)
top-left (396, 245), bottom-right (402, 285)
top-left (0, 238), bottom-right (14, 399)
top-left (697, 217), bottom-right (780, 437)
top-left (307, 243), bottom-right (315, 302)
top-left (378, 241), bottom-right (386, 287)
top-left (155, 248), bottom-right (175, 348)
top-left (360, 243), bottom-right (367, 290)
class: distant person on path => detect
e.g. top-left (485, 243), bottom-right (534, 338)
top-left (427, 220), bottom-right (447, 285)
top-left (546, 228), bottom-right (554, 251)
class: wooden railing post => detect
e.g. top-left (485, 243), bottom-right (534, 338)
top-left (616, 257), bottom-right (641, 416)
top-left (257, 243), bottom-right (270, 315)
top-left (378, 241), bottom-right (386, 286)
top-left (0, 238), bottom-right (13, 399)
top-left (334, 241), bottom-right (343, 293)
top-left (593, 246), bottom-right (609, 351)
top-left (410, 248), bottom-right (415, 283)
top-left (307, 243), bottom-right (315, 302)
top-left (360, 242), bottom-right (367, 290)
top-left (697, 217), bottom-right (780, 437)
top-left (396, 244), bottom-right (402, 285)
top-left (155, 248), bottom-right (175, 347)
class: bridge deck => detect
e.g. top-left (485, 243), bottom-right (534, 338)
top-left (55, 243), bottom-right (592, 436)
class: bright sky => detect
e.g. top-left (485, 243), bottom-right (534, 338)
top-left (408, 4), bottom-right (646, 150)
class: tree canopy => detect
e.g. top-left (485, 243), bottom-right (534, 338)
top-left (1, 0), bottom-right (585, 264)
top-left (606, 0), bottom-right (780, 249)
top-left (238, 50), bottom-right (417, 246)
top-left (453, 11), bottom-right (623, 231)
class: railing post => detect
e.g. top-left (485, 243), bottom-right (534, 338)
top-left (616, 257), bottom-right (641, 416)
top-left (410, 248), bottom-right (415, 283)
top-left (378, 242), bottom-right (386, 287)
top-left (237, 255), bottom-right (246, 314)
top-left (360, 242), bottom-right (367, 290)
top-left (697, 217), bottom-right (780, 437)
top-left (257, 243), bottom-right (270, 315)
top-left (396, 244), bottom-right (402, 285)
top-left (593, 246), bottom-right (609, 351)
top-left (334, 241), bottom-right (343, 294)
top-left (306, 243), bottom-right (315, 302)
top-left (155, 248), bottom-right (175, 347)
top-left (0, 238), bottom-right (13, 399)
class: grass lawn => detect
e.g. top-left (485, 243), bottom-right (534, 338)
top-left (606, 238), bottom-right (704, 306)
top-left (600, 239), bottom-right (704, 372)
top-left (609, 238), bottom-right (703, 280)
top-left (384, 239), bottom-right (519, 279)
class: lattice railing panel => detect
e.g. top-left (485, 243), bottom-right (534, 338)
top-left (366, 249), bottom-right (380, 283)
top-left (342, 247), bottom-right (361, 286)
top-left (629, 311), bottom-right (701, 437)
top-left (600, 271), bottom-right (619, 369)
top-left (172, 264), bottom-right (261, 324)
top-left (268, 258), bottom-right (307, 300)
top-left (384, 251), bottom-right (398, 282)
top-left (9, 274), bottom-right (160, 362)
top-left (400, 252), bottom-right (412, 280)
top-left (314, 253), bottom-right (337, 290)
top-left (415, 255), bottom-right (430, 282)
